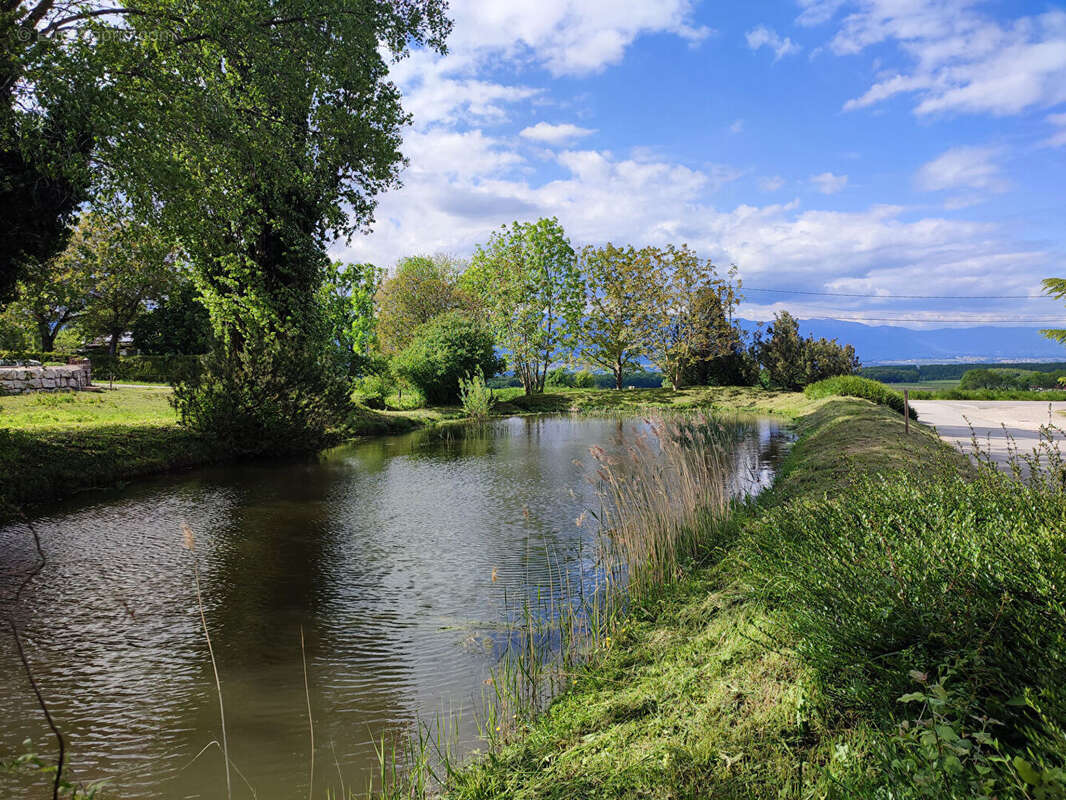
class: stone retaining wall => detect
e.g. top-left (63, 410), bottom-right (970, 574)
top-left (0, 364), bottom-right (93, 394)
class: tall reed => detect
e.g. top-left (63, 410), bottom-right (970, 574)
top-left (370, 412), bottom-right (755, 797)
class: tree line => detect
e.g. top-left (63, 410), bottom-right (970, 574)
top-left (353, 218), bottom-right (860, 405)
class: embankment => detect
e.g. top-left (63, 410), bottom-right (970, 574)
top-left (441, 398), bottom-right (1066, 799)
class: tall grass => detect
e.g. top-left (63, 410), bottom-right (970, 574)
top-left (735, 426), bottom-right (1066, 797)
top-left (458, 372), bottom-right (495, 420)
top-left (368, 412), bottom-right (756, 797)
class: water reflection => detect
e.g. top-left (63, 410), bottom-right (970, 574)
top-left (0, 415), bottom-right (789, 799)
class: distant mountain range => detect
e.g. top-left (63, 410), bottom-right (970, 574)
top-left (739, 319), bottom-right (1066, 366)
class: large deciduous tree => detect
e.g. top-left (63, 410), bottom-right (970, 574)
top-left (4, 1), bottom-right (451, 452)
top-left (639, 246), bottom-right (740, 391)
top-left (5, 249), bottom-right (91, 352)
top-left (465, 218), bottom-right (584, 395)
top-left (69, 211), bottom-right (177, 356)
top-left (319, 260), bottom-right (383, 378)
top-left (376, 254), bottom-right (472, 355)
top-left (1, 2), bottom-right (98, 305)
top-left (578, 243), bottom-right (658, 390)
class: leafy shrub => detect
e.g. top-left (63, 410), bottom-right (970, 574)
top-left (574, 369), bottom-right (596, 388)
top-left (173, 331), bottom-right (351, 455)
top-left (738, 469), bottom-right (1066, 781)
top-left (959, 367), bottom-right (1066, 391)
top-left (805, 375), bottom-right (916, 418)
top-left (390, 312), bottom-right (502, 405)
top-left (355, 372), bottom-right (394, 410)
top-left (459, 371), bottom-right (495, 420)
top-left (545, 367), bottom-right (576, 388)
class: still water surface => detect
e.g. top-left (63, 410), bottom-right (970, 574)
top-left (0, 415), bottom-right (788, 798)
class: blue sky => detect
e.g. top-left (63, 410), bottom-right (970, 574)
top-left (334, 0), bottom-right (1066, 329)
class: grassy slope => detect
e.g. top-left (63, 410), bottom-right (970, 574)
top-left (0, 386), bottom-right (813, 516)
top-left (0, 387), bottom-right (422, 514)
top-left (443, 399), bottom-right (960, 800)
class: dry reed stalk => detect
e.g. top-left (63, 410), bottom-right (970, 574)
top-left (182, 522), bottom-right (231, 800)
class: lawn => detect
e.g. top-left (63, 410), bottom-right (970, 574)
top-left (0, 386), bottom-right (176, 431)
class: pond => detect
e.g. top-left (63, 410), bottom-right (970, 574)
top-left (0, 415), bottom-right (789, 799)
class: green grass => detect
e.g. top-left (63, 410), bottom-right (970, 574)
top-left (436, 398), bottom-right (997, 800)
top-left (0, 386), bottom-right (817, 518)
top-left (493, 385), bottom-right (819, 419)
top-left (0, 386), bottom-right (176, 430)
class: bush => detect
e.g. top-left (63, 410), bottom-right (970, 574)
top-left (173, 331), bottom-right (351, 456)
top-left (390, 311), bottom-right (502, 405)
top-left (738, 469), bottom-right (1066, 790)
top-left (459, 371), bottom-right (495, 420)
top-left (805, 375), bottom-right (916, 418)
top-left (545, 367), bottom-right (576, 388)
top-left (753, 311), bottom-right (859, 390)
top-left (354, 372), bottom-right (394, 410)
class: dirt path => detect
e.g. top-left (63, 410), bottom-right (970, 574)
top-left (910, 400), bottom-right (1066, 470)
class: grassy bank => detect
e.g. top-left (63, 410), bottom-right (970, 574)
top-left (435, 398), bottom-right (1066, 799)
top-left (0, 386), bottom-right (814, 517)
top-left (0, 387), bottom-right (424, 515)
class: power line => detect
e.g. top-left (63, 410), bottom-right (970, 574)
top-left (807, 315), bottom-right (1066, 324)
top-left (743, 287), bottom-right (1046, 300)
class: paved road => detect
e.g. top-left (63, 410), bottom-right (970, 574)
top-left (910, 400), bottom-right (1066, 471)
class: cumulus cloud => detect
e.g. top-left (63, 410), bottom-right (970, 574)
top-left (334, 138), bottom-right (1048, 320)
top-left (445, 0), bottom-right (712, 77)
top-left (915, 146), bottom-right (1009, 206)
top-left (801, 0), bottom-right (1066, 117)
top-left (746, 25), bottom-right (802, 60)
top-left (810, 172), bottom-right (848, 194)
top-left (519, 122), bottom-right (597, 145)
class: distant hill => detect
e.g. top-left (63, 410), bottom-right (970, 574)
top-left (739, 319), bottom-right (1066, 366)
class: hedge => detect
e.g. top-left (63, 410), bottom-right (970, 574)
top-left (804, 375), bottom-right (917, 419)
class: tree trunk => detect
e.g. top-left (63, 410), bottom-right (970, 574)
top-left (108, 330), bottom-right (120, 356)
top-left (614, 358), bottom-right (623, 390)
top-left (37, 320), bottom-right (56, 352)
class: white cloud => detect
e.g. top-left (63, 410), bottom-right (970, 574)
top-left (1044, 113), bottom-right (1066, 147)
top-left (519, 122), bottom-right (597, 145)
top-left (760, 175), bottom-right (785, 191)
top-left (445, 1), bottom-right (712, 77)
top-left (334, 138), bottom-right (1049, 321)
top-left (810, 172), bottom-right (848, 194)
top-left (915, 146), bottom-right (1008, 196)
top-left (803, 1), bottom-right (1066, 117)
top-left (730, 119), bottom-right (745, 134)
top-left (746, 25), bottom-right (802, 61)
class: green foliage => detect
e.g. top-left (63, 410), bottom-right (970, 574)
top-left (173, 329), bottom-right (352, 456)
top-left (376, 255), bottom-right (474, 355)
top-left (67, 209), bottom-right (179, 355)
top-left (739, 468), bottom-right (1066, 785)
top-left (881, 668), bottom-right (1028, 799)
top-left (132, 282), bottom-right (212, 355)
top-left (805, 375), bottom-right (916, 418)
top-left (391, 312), bottom-right (502, 405)
top-left (355, 371), bottom-right (397, 410)
top-left (637, 247), bottom-right (740, 391)
top-left (465, 218), bottom-right (584, 395)
top-left (89, 354), bottom-right (201, 384)
top-left (4, 240), bottom-right (93, 351)
top-left (860, 365), bottom-right (922, 383)
top-left (319, 261), bottom-right (384, 377)
top-left (578, 243), bottom-right (659, 389)
top-left (959, 367), bottom-right (1066, 391)
top-left (754, 311), bottom-right (860, 390)
top-left (1042, 278), bottom-right (1066, 346)
top-left (2, 738), bottom-right (106, 798)
top-left (459, 371), bottom-right (496, 420)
